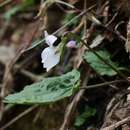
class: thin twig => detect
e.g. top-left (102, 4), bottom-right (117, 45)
top-left (0, 105), bottom-right (38, 130)
top-left (0, 22), bottom-right (40, 120)
top-left (114, 21), bottom-right (126, 41)
top-left (23, 4), bottom-right (96, 52)
top-left (0, 0), bottom-right (12, 8)
top-left (56, 0), bottom-right (75, 9)
top-left (106, 12), bottom-right (118, 27)
top-left (101, 116), bottom-right (130, 130)
top-left (83, 0), bottom-right (87, 37)
top-left (60, 68), bottom-right (91, 130)
top-left (14, 64), bottom-right (43, 82)
top-left (85, 12), bottom-right (126, 42)
top-left (81, 80), bottom-right (126, 89)
top-left (72, 18), bottom-right (84, 33)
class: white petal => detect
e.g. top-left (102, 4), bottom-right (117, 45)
top-left (41, 47), bottom-right (50, 63)
top-left (41, 47), bottom-right (60, 71)
top-left (44, 31), bottom-right (57, 46)
top-left (44, 31), bottom-right (49, 37)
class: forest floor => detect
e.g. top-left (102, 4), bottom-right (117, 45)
top-left (0, 0), bottom-right (130, 130)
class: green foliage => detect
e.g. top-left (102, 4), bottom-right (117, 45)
top-left (74, 106), bottom-right (96, 127)
top-left (84, 50), bottom-right (123, 76)
top-left (4, 70), bottom-right (80, 104)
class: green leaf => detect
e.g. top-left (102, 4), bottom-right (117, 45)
top-left (4, 70), bottom-right (80, 104)
top-left (84, 50), bottom-right (121, 76)
top-left (75, 106), bottom-right (96, 127)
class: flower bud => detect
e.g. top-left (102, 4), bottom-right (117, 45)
top-left (66, 40), bottom-right (76, 48)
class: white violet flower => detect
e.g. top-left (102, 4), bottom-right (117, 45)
top-left (41, 31), bottom-right (60, 71)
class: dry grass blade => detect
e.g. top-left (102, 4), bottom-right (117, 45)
top-left (101, 116), bottom-right (130, 130)
top-left (125, 19), bottom-right (130, 53)
top-left (0, 0), bottom-right (12, 8)
top-left (0, 105), bottom-right (38, 130)
top-left (90, 35), bottom-right (105, 48)
top-left (60, 67), bottom-right (90, 130)
top-left (23, 4), bottom-right (96, 52)
top-left (56, 0), bottom-right (75, 9)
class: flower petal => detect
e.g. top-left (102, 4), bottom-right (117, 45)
top-left (41, 47), bottom-right (60, 71)
top-left (41, 47), bottom-right (50, 63)
top-left (44, 31), bottom-right (49, 37)
top-left (66, 40), bottom-right (76, 48)
top-left (44, 31), bottom-right (57, 46)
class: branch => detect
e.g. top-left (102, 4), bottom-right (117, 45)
top-left (101, 116), bottom-right (130, 130)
